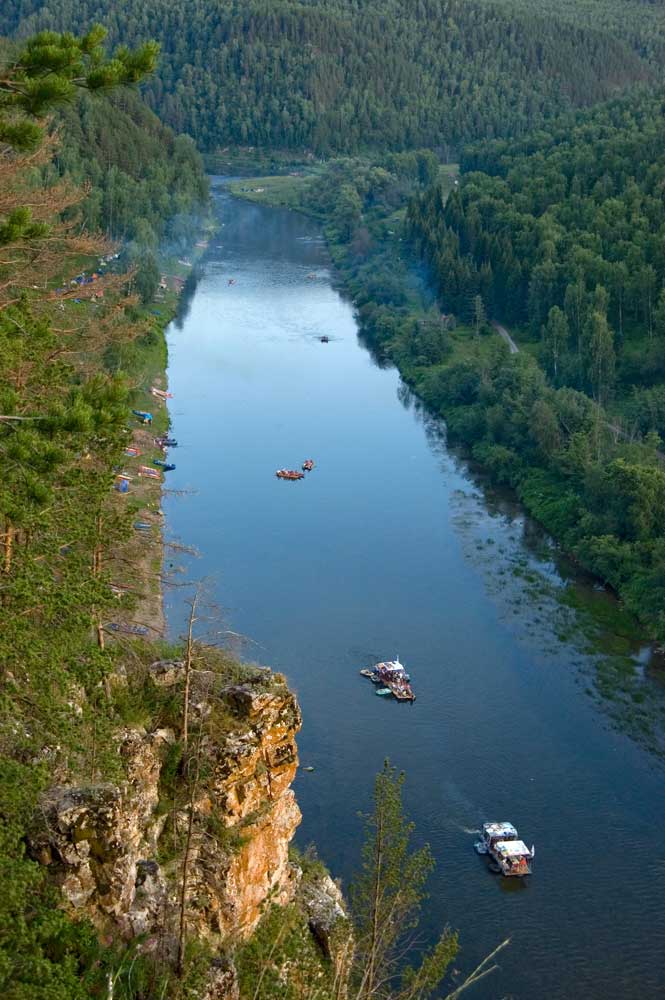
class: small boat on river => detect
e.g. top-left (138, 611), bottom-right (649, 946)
top-left (276, 468), bottom-right (304, 481)
top-left (474, 822), bottom-right (534, 877)
top-left (320, 335), bottom-right (329, 343)
top-left (360, 657), bottom-right (415, 701)
top-left (302, 459), bottom-right (315, 471)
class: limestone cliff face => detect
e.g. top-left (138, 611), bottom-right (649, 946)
top-left (29, 727), bottom-right (169, 936)
top-left (28, 665), bottom-right (302, 950)
top-left (183, 677), bottom-right (303, 941)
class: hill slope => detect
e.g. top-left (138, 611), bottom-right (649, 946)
top-left (2, 0), bottom-right (662, 153)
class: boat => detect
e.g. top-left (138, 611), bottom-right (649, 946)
top-left (108, 622), bottom-right (149, 636)
top-left (138, 465), bottom-right (161, 479)
top-left (376, 688), bottom-right (392, 696)
top-left (320, 335), bottom-right (329, 343)
top-left (474, 822), bottom-right (534, 877)
top-left (359, 665), bottom-right (410, 683)
top-left (360, 656), bottom-right (415, 701)
top-left (153, 459), bottom-right (176, 471)
top-left (276, 468), bottom-right (305, 481)
top-left (302, 459), bottom-right (315, 471)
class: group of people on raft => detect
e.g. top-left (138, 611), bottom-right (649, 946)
top-left (373, 660), bottom-right (416, 701)
top-left (276, 459), bottom-right (315, 480)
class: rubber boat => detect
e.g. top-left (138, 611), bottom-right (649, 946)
top-left (474, 822), bottom-right (534, 876)
top-left (276, 468), bottom-right (304, 480)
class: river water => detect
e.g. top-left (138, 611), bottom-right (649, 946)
top-left (165, 185), bottom-right (665, 999)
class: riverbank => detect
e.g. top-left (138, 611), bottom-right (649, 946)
top-left (229, 165), bottom-right (659, 642)
top-left (108, 227), bottom-right (219, 642)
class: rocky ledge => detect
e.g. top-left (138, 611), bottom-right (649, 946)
top-left (28, 661), bottom-right (303, 954)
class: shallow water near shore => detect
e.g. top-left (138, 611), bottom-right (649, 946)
top-left (165, 183), bottom-right (665, 999)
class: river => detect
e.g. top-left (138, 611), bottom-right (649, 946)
top-left (164, 183), bottom-right (665, 1000)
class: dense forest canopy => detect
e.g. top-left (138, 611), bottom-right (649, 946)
top-left (52, 90), bottom-right (209, 247)
top-left (0, 32), bottom-right (208, 249)
top-left (2, 0), bottom-right (664, 153)
top-left (395, 89), bottom-right (665, 638)
top-left (408, 91), bottom-right (665, 404)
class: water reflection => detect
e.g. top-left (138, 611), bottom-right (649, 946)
top-left (172, 265), bottom-right (203, 330)
top-left (392, 353), bottom-right (665, 743)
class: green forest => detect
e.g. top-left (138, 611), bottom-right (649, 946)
top-left (53, 90), bottom-right (209, 247)
top-left (2, 0), bottom-right (664, 154)
top-left (395, 90), bottom-right (665, 639)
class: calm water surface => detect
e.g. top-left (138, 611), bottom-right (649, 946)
top-left (165, 185), bottom-right (665, 1000)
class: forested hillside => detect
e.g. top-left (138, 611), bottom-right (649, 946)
top-left (397, 90), bottom-right (665, 638)
top-left (2, 0), bottom-right (663, 154)
top-left (53, 90), bottom-right (209, 247)
top-left (408, 91), bottom-right (665, 408)
top-left (0, 27), bottom-right (176, 995)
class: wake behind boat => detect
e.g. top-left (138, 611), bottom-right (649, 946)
top-left (360, 656), bottom-right (415, 701)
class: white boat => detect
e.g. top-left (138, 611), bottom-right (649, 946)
top-left (372, 657), bottom-right (415, 701)
top-left (474, 822), bottom-right (533, 877)
top-left (359, 657), bottom-right (415, 701)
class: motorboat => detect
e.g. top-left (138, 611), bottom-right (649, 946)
top-left (474, 822), bottom-right (533, 876)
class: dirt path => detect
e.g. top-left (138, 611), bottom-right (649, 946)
top-left (492, 320), bottom-right (519, 354)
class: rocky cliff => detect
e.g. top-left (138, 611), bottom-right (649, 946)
top-left (27, 660), bottom-right (312, 982)
top-left (26, 654), bottom-right (352, 998)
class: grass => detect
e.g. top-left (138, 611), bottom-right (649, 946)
top-left (449, 324), bottom-right (504, 363)
top-left (228, 174), bottom-right (313, 210)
